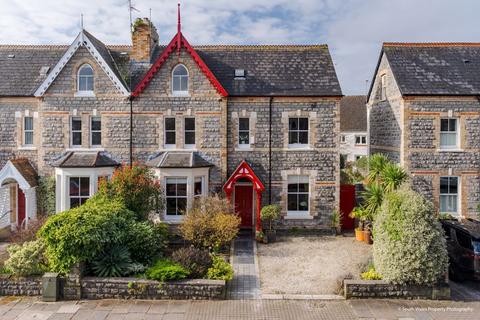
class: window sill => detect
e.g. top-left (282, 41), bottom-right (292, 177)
top-left (286, 146), bottom-right (312, 151)
top-left (162, 217), bottom-right (184, 224)
top-left (436, 149), bottom-right (464, 153)
top-left (66, 147), bottom-right (105, 152)
top-left (284, 213), bottom-right (313, 220)
top-left (74, 92), bottom-right (95, 97)
top-left (160, 148), bottom-right (197, 152)
top-left (172, 92), bottom-right (190, 97)
top-left (235, 146), bottom-right (253, 151)
top-left (18, 146), bottom-right (37, 151)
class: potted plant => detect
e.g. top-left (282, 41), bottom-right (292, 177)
top-left (350, 207), bottom-right (365, 241)
top-left (260, 204), bottom-right (280, 243)
top-left (363, 221), bottom-right (373, 245)
top-left (255, 230), bottom-right (265, 243)
top-left (331, 210), bottom-right (343, 235)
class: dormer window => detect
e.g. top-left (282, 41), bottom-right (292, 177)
top-left (77, 64), bottom-right (94, 94)
top-left (172, 64), bottom-right (189, 95)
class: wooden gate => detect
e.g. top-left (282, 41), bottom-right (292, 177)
top-left (340, 184), bottom-right (356, 230)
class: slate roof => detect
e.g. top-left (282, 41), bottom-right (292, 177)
top-left (53, 151), bottom-right (120, 168)
top-left (10, 158), bottom-right (38, 187)
top-left (0, 36), bottom-right (342, 97)
top-left (340, 96), bottom-right (367, 132)
top-left (146, 152), bottom-right (214, 168)
top-left (372, 43), bottom-right (480, 97)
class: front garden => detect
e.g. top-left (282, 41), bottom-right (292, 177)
top-left (0, 164), bottom-right (239, 300)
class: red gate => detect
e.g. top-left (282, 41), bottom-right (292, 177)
top-left (340, 185), bottom-right (355, 230)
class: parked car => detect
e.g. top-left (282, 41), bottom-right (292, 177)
top-left (441, 218), bottom-right (480, 281)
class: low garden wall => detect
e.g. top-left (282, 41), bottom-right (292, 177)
top-left (81, 277), bottom-right (226, 300)
top-left (344, 279), bottom-right (450, 300)
top-left (0, 274), bottom-right (42, 296)
top-left (0, 274), bottom-right (226, 300)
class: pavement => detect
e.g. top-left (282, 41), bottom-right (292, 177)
top-left (0, 296), bottom-right (479, 320)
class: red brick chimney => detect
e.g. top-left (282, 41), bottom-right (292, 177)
top-left (131, 18), bottom-right (159, 62)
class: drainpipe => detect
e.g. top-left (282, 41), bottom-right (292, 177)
top-left (129, 96), bottom-right (133, 167)
top-left (268, 96), bottom-right (273, 204)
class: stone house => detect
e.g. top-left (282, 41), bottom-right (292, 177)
top-left (368, 43), bottom-right (480, 218)
top-left (340, 95), bottom-right (368, 164)
top-left (0, 11), bottom-right (342, 232)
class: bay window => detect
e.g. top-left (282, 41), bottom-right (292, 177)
top-left (69, 177), bottom-right (90, 208)
top-left (166, 177), bottom-right (187, 216)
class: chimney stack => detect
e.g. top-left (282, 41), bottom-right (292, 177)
top-left (131, 18), bottom-right (159, 63)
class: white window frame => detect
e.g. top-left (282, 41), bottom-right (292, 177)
top-left (70, 117), bottom-right (82, 147)
top-left (23, 116), bottom-right (34, 146)
top-left (77, 64), bottom-right (94, 96)
top-left (165, 177), bottom-right (188, 219)
top-left (287, 175), bottom-right (310, 218)
top-left (172, 64), bottom-right (189, 96)
top-left (164, 117), bottom-right (176, 149)
top-left (380, 74), bottom-right (387, 100)
top-left (68, 176), bottom-right (91, 209)
top-left (355, 135), bottom-right (367, 145)
top-left (340, 134), bottom-right (346, 143)
top-left (90, 116), bottom-right (101, 147)
top-left (193, 176), bottom-right (205, 199)
top-left (238, 117), bottom-right (250, 148)
top-left (184, 117), bottom-right (196, 149)
top-left (440, 176), bottom-right (460, 216)
top-left (288, 117), bottom-right (309, 148)
top-left (440, 118), bottom-right (459, 150)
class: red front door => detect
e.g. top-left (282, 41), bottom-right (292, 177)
top-left (235, 185), bottom-right (253, 228)
top-left (17, 185), bottom-right (26, 227)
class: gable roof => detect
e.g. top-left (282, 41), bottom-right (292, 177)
top-left (131, 31), bottom-right (228, 97)
top-left (0, 159), bottom-right (38, 190)
top-left (368, 42), bottom-right (480, 99)
top-left (53, 151), bottom-right (120, 168)
top-left (340, 96), bottom-right (367, 132)
top-left (33, 30), bottom-right (129, 97)
top-left (146, 151), bottom-right (214, 168)
top-left (0, 35), bottom-right (342, 97)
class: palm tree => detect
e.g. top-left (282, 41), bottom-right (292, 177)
top-left (362, 182), bottom-right (384, 220)
top-left (367, 154), bottom-right (389, 184)
top-left (380, 163), bottom-right (408, 193)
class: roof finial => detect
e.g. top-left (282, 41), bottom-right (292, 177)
top-left (177, 2), bottom-right (181, 55)
top-left (80, 13), bottom-right (84, 30)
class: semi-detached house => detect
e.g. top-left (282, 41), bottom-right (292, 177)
top-left (0, 12), bottom-right (342, 232)
top-left (368, 43), bottom-right (480, 218)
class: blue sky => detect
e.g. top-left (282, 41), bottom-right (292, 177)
top-left (1, 0), bottom-right (480, 94)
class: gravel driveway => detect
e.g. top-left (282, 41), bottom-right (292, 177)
top-left (257, 235), bottom-right (372, 295)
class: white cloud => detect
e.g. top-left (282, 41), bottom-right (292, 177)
top-left (0, 0), bottom-right (479, 93)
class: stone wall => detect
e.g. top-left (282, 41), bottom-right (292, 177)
top-left (227, 97), bottom-right (340, 228)
top-left (0, 274), bottom-right (42, 296)
top-left (344, 280), bottom-right (450, 300)
top-left (368, 53), bottom-right (403, 163)
top-left (80, 277), bottom-right (226, 300)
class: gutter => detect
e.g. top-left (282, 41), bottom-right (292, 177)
top-left (129, 96), bottom-right (133, 166)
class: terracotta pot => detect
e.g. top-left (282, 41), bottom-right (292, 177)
top-left (355, 228), bottom-right (364, 241)
top-left (363, 230), bottom-right (373, 245)
top-left (265, 230), bottom-right (277, 243)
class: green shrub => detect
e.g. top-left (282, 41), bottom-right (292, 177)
top-left (206, 255), bottom-right (233, 281)
top-left (5, 240), bottom-right (46, 276)
top-left (373, 184), bottom-right (448, 285)
top-left (145, 259), bottom-right (190, 282)
top-left (171, 247), bottom-right (212, 278)
top-left (96, 164), bottom-right (164, 221)
top-left (360, 267), bottom-right (382, 280)
top-left (91, 245), bottom-right (137, 277)
top-left (37, 176), bottom-right (56, 216)
top-left (38, 198), bottom-right (134, 273)
top-left (180, 195), bottom-right (240, 252)
top-left (260, 205), bottom-right (280, 231)
top-left (124, 221), bottom-right (168, 264)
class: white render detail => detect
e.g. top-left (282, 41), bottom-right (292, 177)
top-left (34, 30), bottom-right (130, 97)
top-left (0, 161), bottom-right (37, 229)
top-left (340, 131), bottom-right (368, 162)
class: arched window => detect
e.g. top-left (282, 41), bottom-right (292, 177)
top-left (172, 64), bottom-right (188, 94)
top-left (77, 64), bottom-right (94, 93)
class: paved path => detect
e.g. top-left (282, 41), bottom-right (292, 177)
top-left (450, 280), bottom-right (480, 301)
top-left (0, 297), bottom-right (479, 320)
top-left (226, 230), bottom-right (260, 300)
